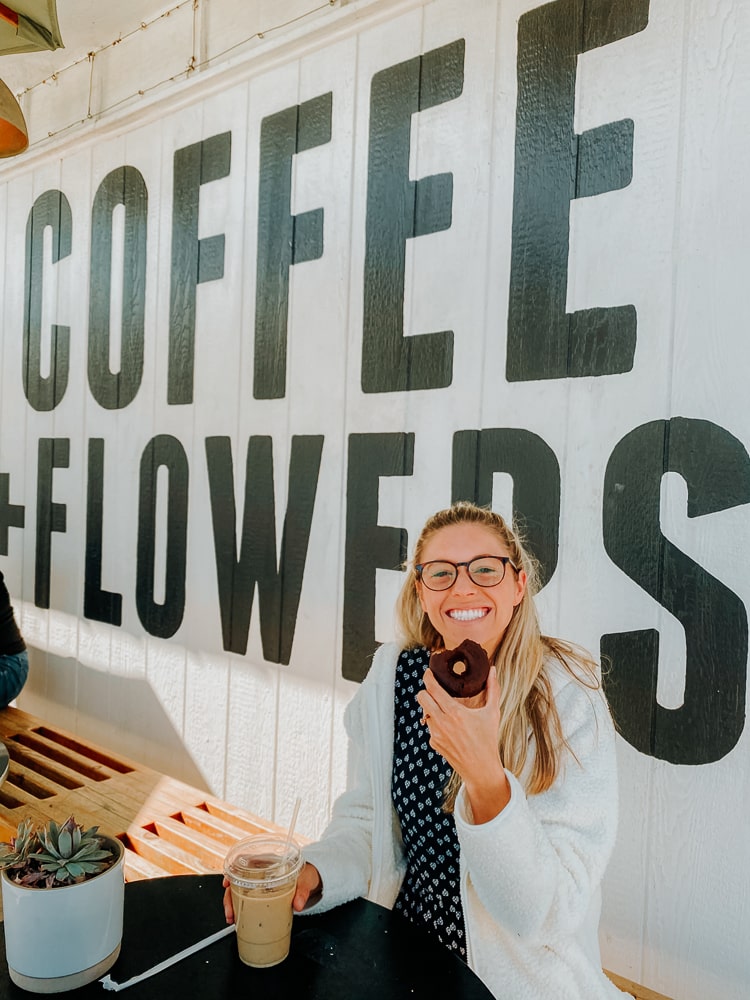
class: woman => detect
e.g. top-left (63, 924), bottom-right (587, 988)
top-left (225, 502), bottom-right (625, 999)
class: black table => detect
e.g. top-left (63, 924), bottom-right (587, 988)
top-left (0, 874), bottom-right (494, 998)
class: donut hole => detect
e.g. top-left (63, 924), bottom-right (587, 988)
top-left (452, 659), bottom-right (467, 676)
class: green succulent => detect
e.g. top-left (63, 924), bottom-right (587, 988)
top-left (0, 816), bottom-right (114, 888)
top-left (0, 818), bottom-right (40, 873)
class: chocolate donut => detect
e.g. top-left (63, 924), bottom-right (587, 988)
top-left (429, 639), bottom-right (491, 698)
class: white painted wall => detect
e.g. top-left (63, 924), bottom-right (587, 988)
top-left (0, 1), bottom-right (748, 997)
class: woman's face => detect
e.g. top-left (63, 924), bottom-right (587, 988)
top-left (416, 522), bottom-right (527, 654)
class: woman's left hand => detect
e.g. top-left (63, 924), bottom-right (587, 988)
top-left (417, 665), bottom-right (511, 823)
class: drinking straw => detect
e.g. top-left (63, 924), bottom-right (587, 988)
top-left (263, 796), bottom-right (302, 875)
top-left (283, 796), bottom-right (302, 856)
top-left (100, 925), bottom-right (235, 991)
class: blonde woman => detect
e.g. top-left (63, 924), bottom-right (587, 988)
top-left (224, 502), bottom-right (625, 999)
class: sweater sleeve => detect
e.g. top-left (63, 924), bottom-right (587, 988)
top-left (301, 644), bottom-right (400, 913)
top-left (453, 672), bottom-right (618, 941)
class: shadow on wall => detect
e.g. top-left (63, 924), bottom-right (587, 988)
top-left (17, 647), bottom-right (210, 792)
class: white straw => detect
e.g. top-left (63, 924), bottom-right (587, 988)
top-left (99, 925), bottom-right (235, 991)
top-left (284, 796), bottom-right (302, 854)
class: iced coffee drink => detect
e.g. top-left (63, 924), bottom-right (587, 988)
top-left (224, 836), bottom-right (303, 968)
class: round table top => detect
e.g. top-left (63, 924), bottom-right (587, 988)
top-left (0, 874), bottom-right (494, 999)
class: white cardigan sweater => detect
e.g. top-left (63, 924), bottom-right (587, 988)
top-left (302, 643), bottom-right (626, 1000)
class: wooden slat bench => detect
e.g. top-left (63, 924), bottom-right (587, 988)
top-left (0, 705), bottom-right (294, 899)
top-left (0, 707), bottom-right (670, 999)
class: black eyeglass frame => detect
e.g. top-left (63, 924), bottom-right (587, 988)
top-left (414, 555), bottom-right (520, 591)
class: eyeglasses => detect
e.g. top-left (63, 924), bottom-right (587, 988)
top-left (415, 555), bottom-right (519, 592)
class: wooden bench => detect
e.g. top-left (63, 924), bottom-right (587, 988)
top-left (604, 972), bottom-right (672, 1000)
top-left (0, 706), bottom-right (295, 895)
top-left (0, 707), bottom-right (670, 998)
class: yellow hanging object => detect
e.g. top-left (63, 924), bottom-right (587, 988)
top-left (0, 78), bottom-right (27, 157)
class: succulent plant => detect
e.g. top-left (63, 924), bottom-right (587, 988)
top-left (0, 818), bottom-right (38, 874)
top-left (0, 816), bottom-right (115, 888)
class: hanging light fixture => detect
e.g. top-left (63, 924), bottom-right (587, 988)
top-left (0, 2), bottom-right (63, 56)
top-left (0, 77), bottom-right (27, 156)
top-left (0, 2), bottom-right (65, 157)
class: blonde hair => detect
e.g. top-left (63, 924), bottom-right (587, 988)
top-left (395, 501), bottom-right (599, 811)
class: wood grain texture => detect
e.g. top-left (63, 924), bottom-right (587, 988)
top-left (606, 970), bottom-right (673, 1000)
top-left (0, 705), bottom-right (301, 905)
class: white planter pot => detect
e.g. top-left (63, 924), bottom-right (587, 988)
top-left (1, 835), bottom-right (125, 994)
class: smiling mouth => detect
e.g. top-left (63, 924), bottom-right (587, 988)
top-left (447, 609), bottom-right (488, 622)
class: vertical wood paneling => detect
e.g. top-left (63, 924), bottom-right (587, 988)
top-left (274, 34), bottom-right (357, 836)
top-left (238, 57), bottom-right (300, 826)
top-left (0, 3), bottom-right (748, 998)
top-left (641, 2), bottom-right (750, 997)
top-left (224, 660), bottom-right (278, 822)
top-left (572, 18), bottom-right (674, 984)
top-left (5, 173), bottom-right (35, 614)
top-left (178, 82), bottom-right (248, 798)
top-left (144, 638), bottom-right (189, 777)
top-left (81, 131), bottom-right (139, 759)
top-left (22, 163), bottom-right (66, 725)
top-left (408, 0), bottom-right (494, 497)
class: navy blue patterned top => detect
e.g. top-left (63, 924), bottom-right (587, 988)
top-left (391, 646), bottom-right (467, 961)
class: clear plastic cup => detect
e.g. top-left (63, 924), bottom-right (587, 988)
top-left (224, 835), bottom-right (303, 968)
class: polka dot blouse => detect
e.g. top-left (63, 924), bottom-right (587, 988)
top-left (391, 646), bottom-right (467, 961)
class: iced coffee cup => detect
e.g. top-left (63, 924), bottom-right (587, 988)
top-left (224, 835), bottom-right (304, 968)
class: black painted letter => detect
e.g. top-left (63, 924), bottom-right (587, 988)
top-left (602, 418), bottom-right (750, 764)
top-left (136, 435), bottom-right (189, 637)
top-left (205, 435), bottom-right (324, 662)
top-left (451, 428), bottom-right (560, 587)
top-left (0, 474), bottom-right (25, 556)
top-left (89, 167), bottom-right (147, 409)
top-left (84, 439), bottom-right (123, 626)
top-left (507, 0), bottom-right (649, 381)
top-left (169, 132), bottom-right (231, 404)
top-left (35, 438), bottom-right (69, 608)
top-left (23, 191), bottom-right (72, 411)
top-left (343, 433), bottom-right (414, 681)
top-left (362, 40), bottom-right (464, 393)
top-left (254, 93), bottom-right (332, 399)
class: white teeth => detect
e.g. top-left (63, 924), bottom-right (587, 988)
top-left (448, 609), bottom-right (487, 621)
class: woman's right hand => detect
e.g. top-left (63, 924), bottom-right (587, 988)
top-left (223, 862), bottom-right (322, 923)
top-left (223, 876), bottom-right (235, 923)
top-left (292, 862), bottom-right (322, 912)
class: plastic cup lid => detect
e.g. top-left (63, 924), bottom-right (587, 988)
top-left (224, 835), bottom-right (302, 889)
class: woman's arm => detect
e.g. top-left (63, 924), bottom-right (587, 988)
top-left (298, 643), bottom-right (402, 913)
top-left (454, 675), bottom-right (618, 940)
top-left (299, 716), bottom-right (378, 912)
